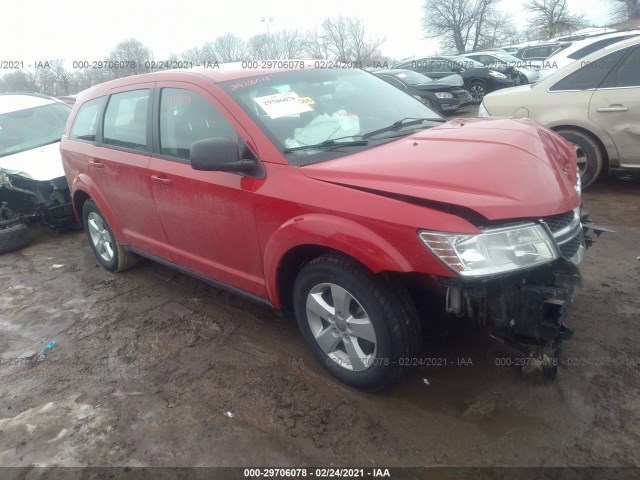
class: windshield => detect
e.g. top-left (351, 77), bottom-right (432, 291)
top-left (220, 68), bottom-right (442, 165)
top-left (391, 70), bottom-right (434, 85)
top-left (0, 103), bottom-right (71, 158)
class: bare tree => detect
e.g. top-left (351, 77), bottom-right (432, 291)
top-left (525, 0), bottom-right (588, 39)
top-left (247, 30), bottom-right (306, 60)
top-left (0, 70), bottom-right (37, 93)
top-left (309, 16), bottom-right (386, 63)
top-left (212, 34), bottom-right (249, 62)
top-left (301, 27), bottom-right (332, 59)
top-left (49, 60), bottom-right (74, 95)
top-left (607, 0), bottom-right (640, 22)
top-left (422, 0), bottom-right (506, 53)
top-left (476, 11), bottom-right (519, 49)
top-left (106, 38), bottom-right (153, 78)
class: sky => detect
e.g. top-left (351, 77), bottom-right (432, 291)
top-left (2, 0), bottom-right (613, 66)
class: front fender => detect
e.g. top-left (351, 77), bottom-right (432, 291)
top-left (263, 214), bottom-right (414, 306)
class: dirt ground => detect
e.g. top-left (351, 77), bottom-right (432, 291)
top-left (0, 158), bottom-right (639, 469)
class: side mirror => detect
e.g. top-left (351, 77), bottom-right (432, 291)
top-left (190, 137), bottom-right (256, 174)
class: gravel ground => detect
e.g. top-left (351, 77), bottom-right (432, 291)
top-left (0, 123), bottom-right (639, 471)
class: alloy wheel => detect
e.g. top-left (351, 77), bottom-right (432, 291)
top-left (305, 282), bottom-right (377, 372)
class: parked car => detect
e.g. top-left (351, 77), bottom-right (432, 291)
top-left (61, 63), bottom-right (593, 390)
top-left (393, 56), bottom-right (515, 104)
top-left (373, 69), bottom-right (473, 112)
top-left (514, 42), bottom-right (571, 68)
top-left (480, 36), bottom-right (640, 188)
top-left (537, 30), bottom-right (640, 81)
top-left (461, 51), bottom-right (540, 83)
top-left (0, 93), bottom-right (74, 253)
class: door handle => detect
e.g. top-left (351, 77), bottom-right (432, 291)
top-left (151, 175), bottom-right (173, 185)
top-left (596, 105), bottom-right (628, 112)
top-left (88, 159), bottom-right (104, 169)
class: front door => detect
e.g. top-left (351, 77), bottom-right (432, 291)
top-left (148, 84), bottom-right (266, 297)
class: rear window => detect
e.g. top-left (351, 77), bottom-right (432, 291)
top-left (567, 35), bottom-right (637, 60)
top-left (70, 97), bottom-right (106, 142)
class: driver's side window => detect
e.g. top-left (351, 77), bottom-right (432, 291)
top-left (159, 88), bottom-right (238, 160)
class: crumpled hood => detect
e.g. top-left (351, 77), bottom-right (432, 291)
top-left (302, 117), bottom-right (579, 222)
top-left (0, 142), bottom-right (65, 181)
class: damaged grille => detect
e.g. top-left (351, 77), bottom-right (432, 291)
top-left (540, 210), bottom-right (584, 264)
top-left (559, 235), bottom-right (582, 259)
top-left (542, 211), bottom-right (574, 232)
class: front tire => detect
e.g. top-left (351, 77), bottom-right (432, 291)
top-left (465, 80), bottom-right (487, 104)
top-left (555, 129), bottom-right (604, 188)
top-left (292, 253), bottom-right (421, 391)
top-left (82, 200), bottom-right (138, 272)
top-left (0, 223), bottom-right (31, 255)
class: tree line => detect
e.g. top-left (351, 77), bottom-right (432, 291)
top-left (0, 16), bottom-right (387, 96)
top-left (1, 1), bottom-right (637, 95)
top-left (422, 0), bottom-right (638, 54)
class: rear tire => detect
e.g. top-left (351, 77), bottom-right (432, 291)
top-left (0, 223), bottom-right (31, 255)
top-left (555, 129), bottom-right (604, 188)
top-left (292, 253), bottom-right (421, 391)
top-left (82, 200), bottom-right (138, 272)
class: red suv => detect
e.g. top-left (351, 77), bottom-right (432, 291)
top-left (61, 63), bottom-right (588, 390)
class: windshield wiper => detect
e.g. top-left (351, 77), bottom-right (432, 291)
top-left (282, 135), bottom-right (368, 153)
top-left (363, 117), bottom-right (445, 139)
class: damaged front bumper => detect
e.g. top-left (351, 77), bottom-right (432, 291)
top-left (0, 172), bottom-right (75, 230)
top-left (441, 209), bottom-right (609, 360)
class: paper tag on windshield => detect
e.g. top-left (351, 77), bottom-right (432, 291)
top-left (253, 92), bottom-right (313, 119)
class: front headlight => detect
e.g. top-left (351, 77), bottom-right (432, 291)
top-left (419, 224), bottom-right (558, 277)
top-left (478, 102), bottom-right (490, 117)
top-left (434, 92), bottom-right (454, 99)
top-left (489, 70), bottom-right (507, 79)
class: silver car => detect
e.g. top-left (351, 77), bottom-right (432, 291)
top-left (479, 36), bottom-right (640, 187)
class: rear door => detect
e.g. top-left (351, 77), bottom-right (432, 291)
top-left (148, 83), bottom-right (266, 297)
top-left (88, 85), bottom-right (169, 258)
top-left (589, 46), bottom-right (640, 167)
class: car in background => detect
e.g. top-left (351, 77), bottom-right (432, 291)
top-left (537, 30), bottom-right (640, 80)
top-left (393, 56), bottom-right (514, 103)
top-left (461, 51), bottom-right (540, 83)
top-left (0, 93), bottom-right (74, 253)
top-left (514, 42), bottom-right (571, 68)
top-left (372, 69), bottom-right (473, 113)
top-left (500, 47), bottom-right (520, 55)
top-left (479, 36), bottom-right (640, 188)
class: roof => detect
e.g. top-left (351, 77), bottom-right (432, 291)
top-left (0, 93), bottom-right (58, 115)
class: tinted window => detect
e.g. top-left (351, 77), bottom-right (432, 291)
top-left (567, 35), bottom-right (637, 60)
top-left (159, 88), bottom-right (238, 160)
top-left (601, 47), bottom-right (640, 88)
top-left (103, 89), bottom-right (150, 150)
top-left (549, 49), bottom-right (626, 91)
top-left (70, 97), bottom-right (105, 142)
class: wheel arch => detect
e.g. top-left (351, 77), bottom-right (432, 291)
top-left (70, 174), bottom-right (124, 238)
top-left (264, 214), bottom-right (415, 311)
top-left (549, 124), bottom-right (615, 170)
